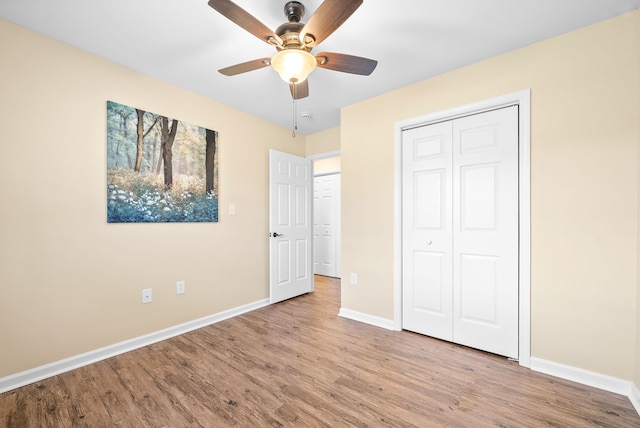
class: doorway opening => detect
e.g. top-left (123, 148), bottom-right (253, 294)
top-left (309, 151), bottom-right (342, 280)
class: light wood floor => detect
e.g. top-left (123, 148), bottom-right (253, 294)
top-left (1, 275), bottom-right (639, 427)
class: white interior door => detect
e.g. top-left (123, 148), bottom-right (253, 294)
top-left (402, 106), bottom-right (519, 359)
top-left (269, 150), bottom-right (313, 304)
top-left (452, 107), bottom-right (519, 358)
top-left (313, 174), bottom-right (341, 278)
top-left (402, 122), bottom-right (453, 341)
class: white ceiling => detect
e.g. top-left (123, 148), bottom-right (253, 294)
top-left (1, 0), bottom-right (639, 135)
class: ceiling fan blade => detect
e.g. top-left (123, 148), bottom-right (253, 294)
top-left (300, 0), bottom-right (363, 47)
top-left (290, 79), bottom-right (309, 99)
top-left (315, 52), bottom-right (377, 75)
top-left (208, 0), bottom-right (282, 46)
top-left (219, 58), bottom-right (271, 76)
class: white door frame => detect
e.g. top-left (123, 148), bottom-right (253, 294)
top-left (308, 150), bottom-right (341, 160)
top-left (313, 173), bottom-right (342, 278)
top-left (309, 150), bottom-right (342, 278)
top-left (393, 89), bottom-right (531, 367)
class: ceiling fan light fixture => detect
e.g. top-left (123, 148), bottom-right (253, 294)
top-left (271, 49), bottom-right (316, 83)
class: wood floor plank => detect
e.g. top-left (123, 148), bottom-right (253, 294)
top-left (53, 367), bottom-right (112, 427)
top-left (1, 275), bottom-right (639, 427)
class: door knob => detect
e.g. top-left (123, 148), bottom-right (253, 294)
top-left (427, 240), bottom-right (433, 245)
top-left (271, 232), bottom-right (283, 238)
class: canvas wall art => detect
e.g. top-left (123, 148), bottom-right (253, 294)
top-left (107, 101), bottom-right (218, 223)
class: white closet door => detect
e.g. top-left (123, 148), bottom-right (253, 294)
top-left (452, 106), bottom-right (519, 358)
top-left (402, 121), bottom-right (453, 341)
top-left (402, 106), bottom-right (519, 359)
top-left (313, 174), bottom-right (340, 277)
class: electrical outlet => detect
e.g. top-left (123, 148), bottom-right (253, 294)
top-left (176, 280), bottom-right (185, 295)
top-left (142, 288), bottom-right (152, 304)
top-left (350, 273), bottom-right (358, 285)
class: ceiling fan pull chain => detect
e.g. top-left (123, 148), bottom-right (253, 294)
top-left (292, 87), bottom-right (298, 138)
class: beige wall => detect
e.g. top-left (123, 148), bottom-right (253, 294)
top-left (0, 19), bottom-right (305, 378)
top-left (636, 8), bottom-right (640, 389)
top-left (305, 126), bottom-right (340, 156)
top-left (306, 125), bottom-right (341, 174)
top-left (313, 157), bottom-right (341, 175)
top-left (342, 11), bottom-right (640, 380)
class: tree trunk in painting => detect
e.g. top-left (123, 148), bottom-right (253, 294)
top-left (134, 109), bottom-right (145, 172)
top-left (205, 129), bottom-right (217, 195)
top-left (161, 117), bottom-right (179, 190)
top-left (114, 108), bottom-right (130, 169)
top-left (156, 146), bottom-right (163, 174)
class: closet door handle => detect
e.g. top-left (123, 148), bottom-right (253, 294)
top-left (427, 240), bottom-right (433, 245)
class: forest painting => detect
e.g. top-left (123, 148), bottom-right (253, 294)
top-left (107, 101), bottom-right (218, 223)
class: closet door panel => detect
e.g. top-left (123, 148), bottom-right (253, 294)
top-left (402, 122), bottom-right (453, 341)
top-left (452, 106), bottom-right (519, 359)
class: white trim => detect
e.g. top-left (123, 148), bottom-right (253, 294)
top-left (307, 150), bottom-right (340, 161)
top-left (314, 170), bottom-right (340, 177)
top-left (393, 125), bottom-right (403, 332)
top-left (530, 357), bottom-right (634, 396)
top-left (393, 89), bottom-right (532, 366)
top-left (631, 383), bottom-right (640, 415)
top-left (0, 298), bottom-right (270, 394)
top-left (338, 308), bottom-right (395, 330)
top-left (310, 150), bottom-right (342, 277)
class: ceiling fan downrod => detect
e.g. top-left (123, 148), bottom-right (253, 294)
top-left (284, 1), bottom-right (305, 23)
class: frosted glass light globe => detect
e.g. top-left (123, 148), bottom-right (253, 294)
top-left (271, 49), bottom-right (317, 83)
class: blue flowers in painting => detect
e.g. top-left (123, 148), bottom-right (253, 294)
top-left (107, 182), bottom-right (218, 223)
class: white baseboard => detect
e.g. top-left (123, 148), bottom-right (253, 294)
top-left (530, 357), bottom-right (639, 416)
top-left (338, 307), bottom-right (396, 330)
top-left (0, 298), bottom-right (270, 394)
top-left (630, 383), bottom-right (640, 416)
top-left (530, 357), bottom-right (632, 395)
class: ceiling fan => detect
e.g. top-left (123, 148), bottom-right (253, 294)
top-left (208, 0), bottom-right (378, 100)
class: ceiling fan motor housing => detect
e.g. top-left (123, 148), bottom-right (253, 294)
top-left (276, 22), bottom-right (310, 51)
top-left (277, 2), bottom-right (314, 50)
